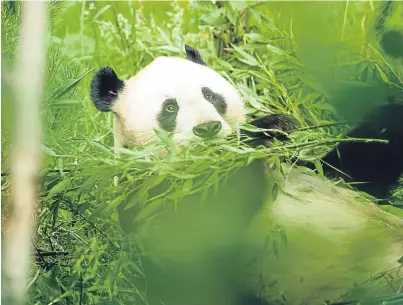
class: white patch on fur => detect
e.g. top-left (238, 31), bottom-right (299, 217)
top-left (248, 165), bottom-right (403, 304)
top-left (269, 168), bottom-right (367, 239)
top-left (112, 56), bottom-right (245, 147)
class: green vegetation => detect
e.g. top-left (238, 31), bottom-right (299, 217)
top-left (2, 1), bottom-right (402, 304)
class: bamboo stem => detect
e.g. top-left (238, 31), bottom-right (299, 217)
top-left (2, 1), bottom-right (47, 305)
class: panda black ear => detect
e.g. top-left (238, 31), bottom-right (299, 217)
top-left (90, 67), bottom-right (124, 112)
top-left (185, 44), bottom-right (207, 66)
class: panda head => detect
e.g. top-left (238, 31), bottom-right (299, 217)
top-left (90, 45), bottom-right (246, 147)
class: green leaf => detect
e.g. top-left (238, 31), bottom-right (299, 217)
top-left (87, 199), bottom-right (110, 222)
top-left (42, 145), bottom-right (57, 157)
top-left (375, 64), bottom-right (389, 83)
top-left (271, 183), bottom-right (279, 201)
top-left (51, 99), bottom-right (81, 107)
top-left (314, 159), bottom-right (324, 177)
top-left (48, 68), bottom-right (94, 102)
top-left (229, 0), bottom-right (247, 10)
top-left (379, 205), bottom-right (403, 218)
top-left (182, 179), bottom-right (193, 193)
top-left (135, 199), bottom-right (163, 222)
top-left (92, 4), bottom-right (111, 21)
top-left (47, 179), bottom-right (70, 198)
top-left (153, 128), bottom-right (176, 151)
top-left (249, 8), bottom-right (262, 24)
top-left (109, 193), bottom-right (128, 210)
top-left (89, 140), bottom-right (114, 155)
top-left (225, 5), bottom-right (237, 25)
top-left (77, 202), bottom-right (91, 213)
top-left (231, 45), bottom-right (259, 66)
top-left (125, 175), bottom-right (167, 210)
top-left (266, 44), bottom-right (284, 55)
top-left (245, 33), bottom-right (268, 42)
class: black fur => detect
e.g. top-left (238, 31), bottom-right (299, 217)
top-left (185, 44), bottom-right (207, 65)
top-left (243, 114), bottom-right (300, 148)
top-left (317, 103), bottom-right (403, 199)
top-left (247, 105), bottom-right (403, 200)
top-left (202, 86), bottom-right (228, 115)
top-left (380, 30), bottom-right (403, 59)
top-left (157, 98), bottom-right (179, 132)
top-left (90, 67), bottom-right (124, 112)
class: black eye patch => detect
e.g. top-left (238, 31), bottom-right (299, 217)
top-left (157, 98), bottom-right (179, 132)
top-left (201, 87), bottom-right (227, 116)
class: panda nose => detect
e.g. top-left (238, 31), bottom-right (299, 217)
top-left (193, 121), bottom-right (222, 138)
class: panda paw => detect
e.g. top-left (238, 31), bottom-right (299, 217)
top-left (242, 113), bottom-right (300, 148)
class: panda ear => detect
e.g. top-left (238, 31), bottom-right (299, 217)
top-left (185, 44), bottom-right (207, 65)
top-left (90, 67), bottom-right (124, 112)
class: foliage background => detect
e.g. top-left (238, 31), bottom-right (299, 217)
top-left (1, 1), bottom-right (403, 304)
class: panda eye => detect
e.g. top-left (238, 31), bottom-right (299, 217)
top-left (205, 93), bottom-right (213, 101)
top-left (165, 100), bottom-right (178, 113)
top-left (166, 105), bottom-right (176, 112)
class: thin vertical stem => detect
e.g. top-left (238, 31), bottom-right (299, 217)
top-left (341, 0), bottom-right (349, 42)
top-left (2, 1), bottom-right (48, 305)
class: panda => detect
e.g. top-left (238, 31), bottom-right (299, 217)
top-left (90, 43), bottom-right (403, 201)
top-left (90, 45), bottom-right (403, 305)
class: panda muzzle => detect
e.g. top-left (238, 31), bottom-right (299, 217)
top-left (193, 121), bottom-right (222, 138)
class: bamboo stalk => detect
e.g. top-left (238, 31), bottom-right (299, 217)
top-left (2, 1), bottom-right (48, 305)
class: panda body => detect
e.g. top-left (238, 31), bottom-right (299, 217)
top-left (90, 45), bottom-right (403, 305)
top-left (246, 164), bottom-right (403, 304)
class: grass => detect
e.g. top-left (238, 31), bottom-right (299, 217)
top-left (1, 1), bottom-right (403, 304)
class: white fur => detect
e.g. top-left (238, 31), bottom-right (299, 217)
top-left (112, 56), bottom-right (246, 147)
top-left (245, 165), bottom-right (403, 304)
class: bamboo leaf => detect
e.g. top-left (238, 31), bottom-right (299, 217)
top-left (51, 99), bottom-right (81, 107)
top-left (93, 4), bottom-right (111, 21)
top-left (375, 64), bottom-right (389, 83)
top-left (46, 179), bottom-right (71, 199)
top-left (48, 68), bottom-right (94, 102)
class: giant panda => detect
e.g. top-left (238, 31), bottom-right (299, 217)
top-left (90, 45), bottom-right (403, 201)
top-left (90, 45), bottom-right (403, 305)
